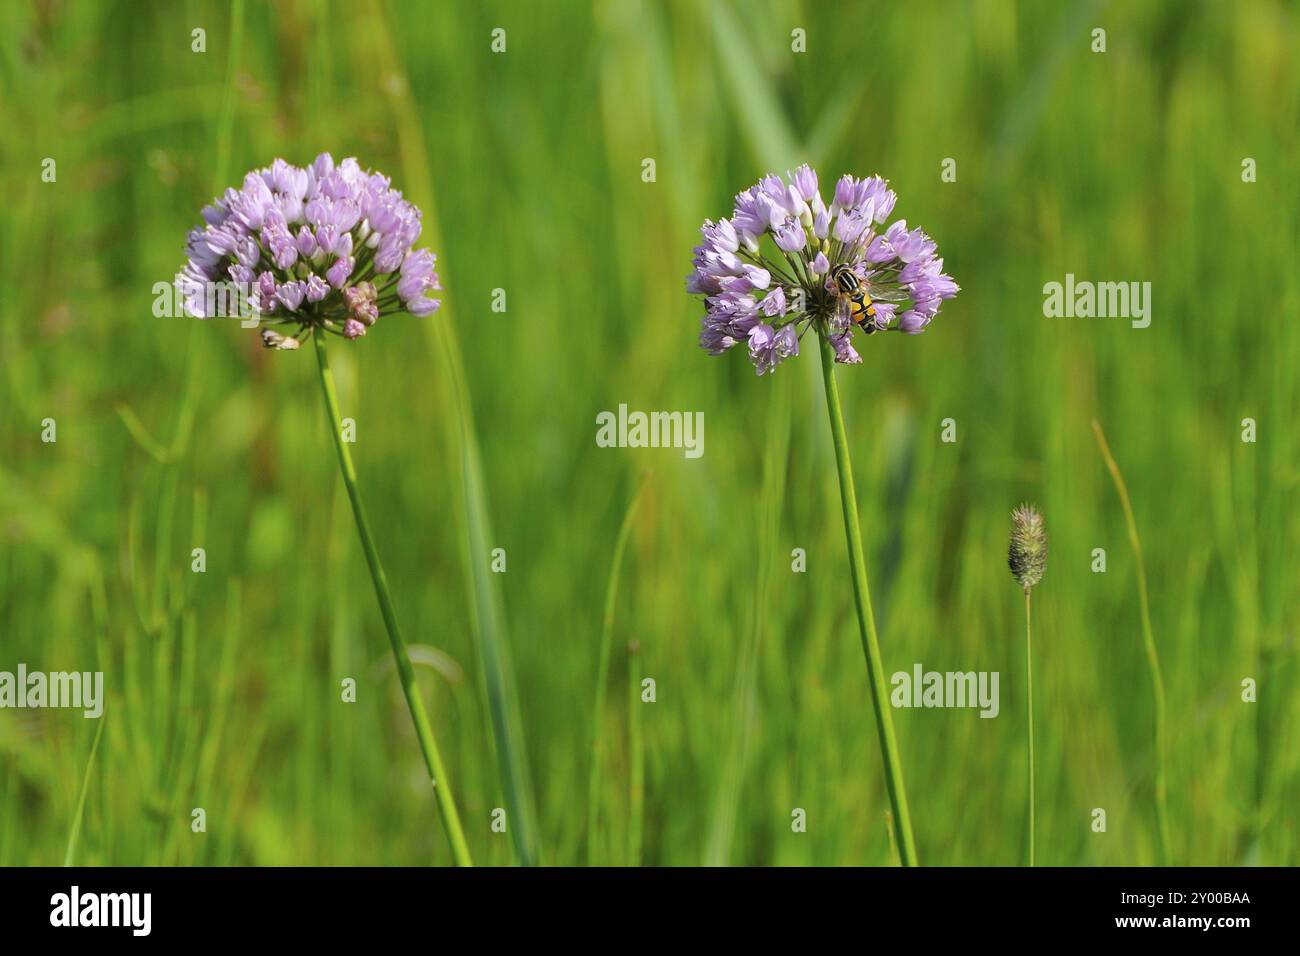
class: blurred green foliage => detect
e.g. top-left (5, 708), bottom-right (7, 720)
top-left (1, 0), bottom-right (1297, 866)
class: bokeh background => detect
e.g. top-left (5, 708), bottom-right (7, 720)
top-left (1, 0), bottom-right (1297, 866)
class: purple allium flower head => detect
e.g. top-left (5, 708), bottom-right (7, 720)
top-left (687, 166), bottom-right (958, 373)
top-left (180, 153), bottom-right (443, 347)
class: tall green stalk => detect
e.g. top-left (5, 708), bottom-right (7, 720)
top-left (818, 333), bottom-right (918, 866)
top-left (1025, 590), bottom-right (1035, 867)
top-left (314, 333), bottom-right (472, 867)
top-left (1092, 419), bottom-right (1171, 865)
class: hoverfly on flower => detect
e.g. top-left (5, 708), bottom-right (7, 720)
top-left (829, 262), bottom-right (878, 334)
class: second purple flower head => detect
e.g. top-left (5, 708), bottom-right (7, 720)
top-left (688, 166), bottom-right (958, 374)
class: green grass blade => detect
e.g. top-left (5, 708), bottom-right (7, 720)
top-left (627, 636), bottom-right (645, 867)
top-left (588, 473), bottom-right (648, 865)
top-left (1092, 419), bottom-right (1172, 865)
top-left (63, 717), bottom-right (106, 867)
top-left (364, 0), bottom-right (542, 865)
top-left (459, 401), bottom-right (541, 866)
top-left (706, 0), bottom-right (801, 170)
top-left (706, 373), bottom-right (791, 865)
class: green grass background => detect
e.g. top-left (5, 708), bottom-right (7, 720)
top-left (1, 0), bottom-right (1297, 866)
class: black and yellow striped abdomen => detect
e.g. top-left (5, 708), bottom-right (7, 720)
top-left (831, 264), bottom-right (877, 330)
top-left (846, 291), bottom-right (876, 328)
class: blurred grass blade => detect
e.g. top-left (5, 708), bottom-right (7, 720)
top-left (706, 0), bottom-right (801, 170)
top-left (1091, 419), bottom-right (1172, 865)
top-left (367, 0), bottom-right (542, 866)
top-left (213, 0), bottom-right (245, 188)
top-left (460, 402), bottom-right (540, 866)
top-left (806, 93), bottom-right (864, 170)
top-left (627, 636), bottom-right (645, 866)
top-left (115, 404), bottom-right (174, 463)
top-left (991, 0), bottom-right (1101, 175)
top-left (588, 472), bottom-right (649, 865)
top-left (359, 0), bottom-right (543, 865)
top-left (63, 717), bottom-right (105, 867)
top-left (706, 373), bottom-right (791, 865)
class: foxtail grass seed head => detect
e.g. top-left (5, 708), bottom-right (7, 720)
top-left (1009, 504), bottom-right (1048, 592)
top-left (181, 154), bottom-right (442, 346)
top-left (687, 166), bottom-right (959, 374)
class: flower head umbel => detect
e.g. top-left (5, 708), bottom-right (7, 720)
top-left (1008, 504), bottom-right (1048, 592)
top-left (181, 154), bottom-right (442, 349)
top-left (687, 166), bottom-right (958, 374)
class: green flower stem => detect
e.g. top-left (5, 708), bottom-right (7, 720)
top-left (818, 332), bottom-right (918, 866)
top-left (314, 333), bottom-right (472, 867)
top-left (1025, 589), bottom-right (1035, 867)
